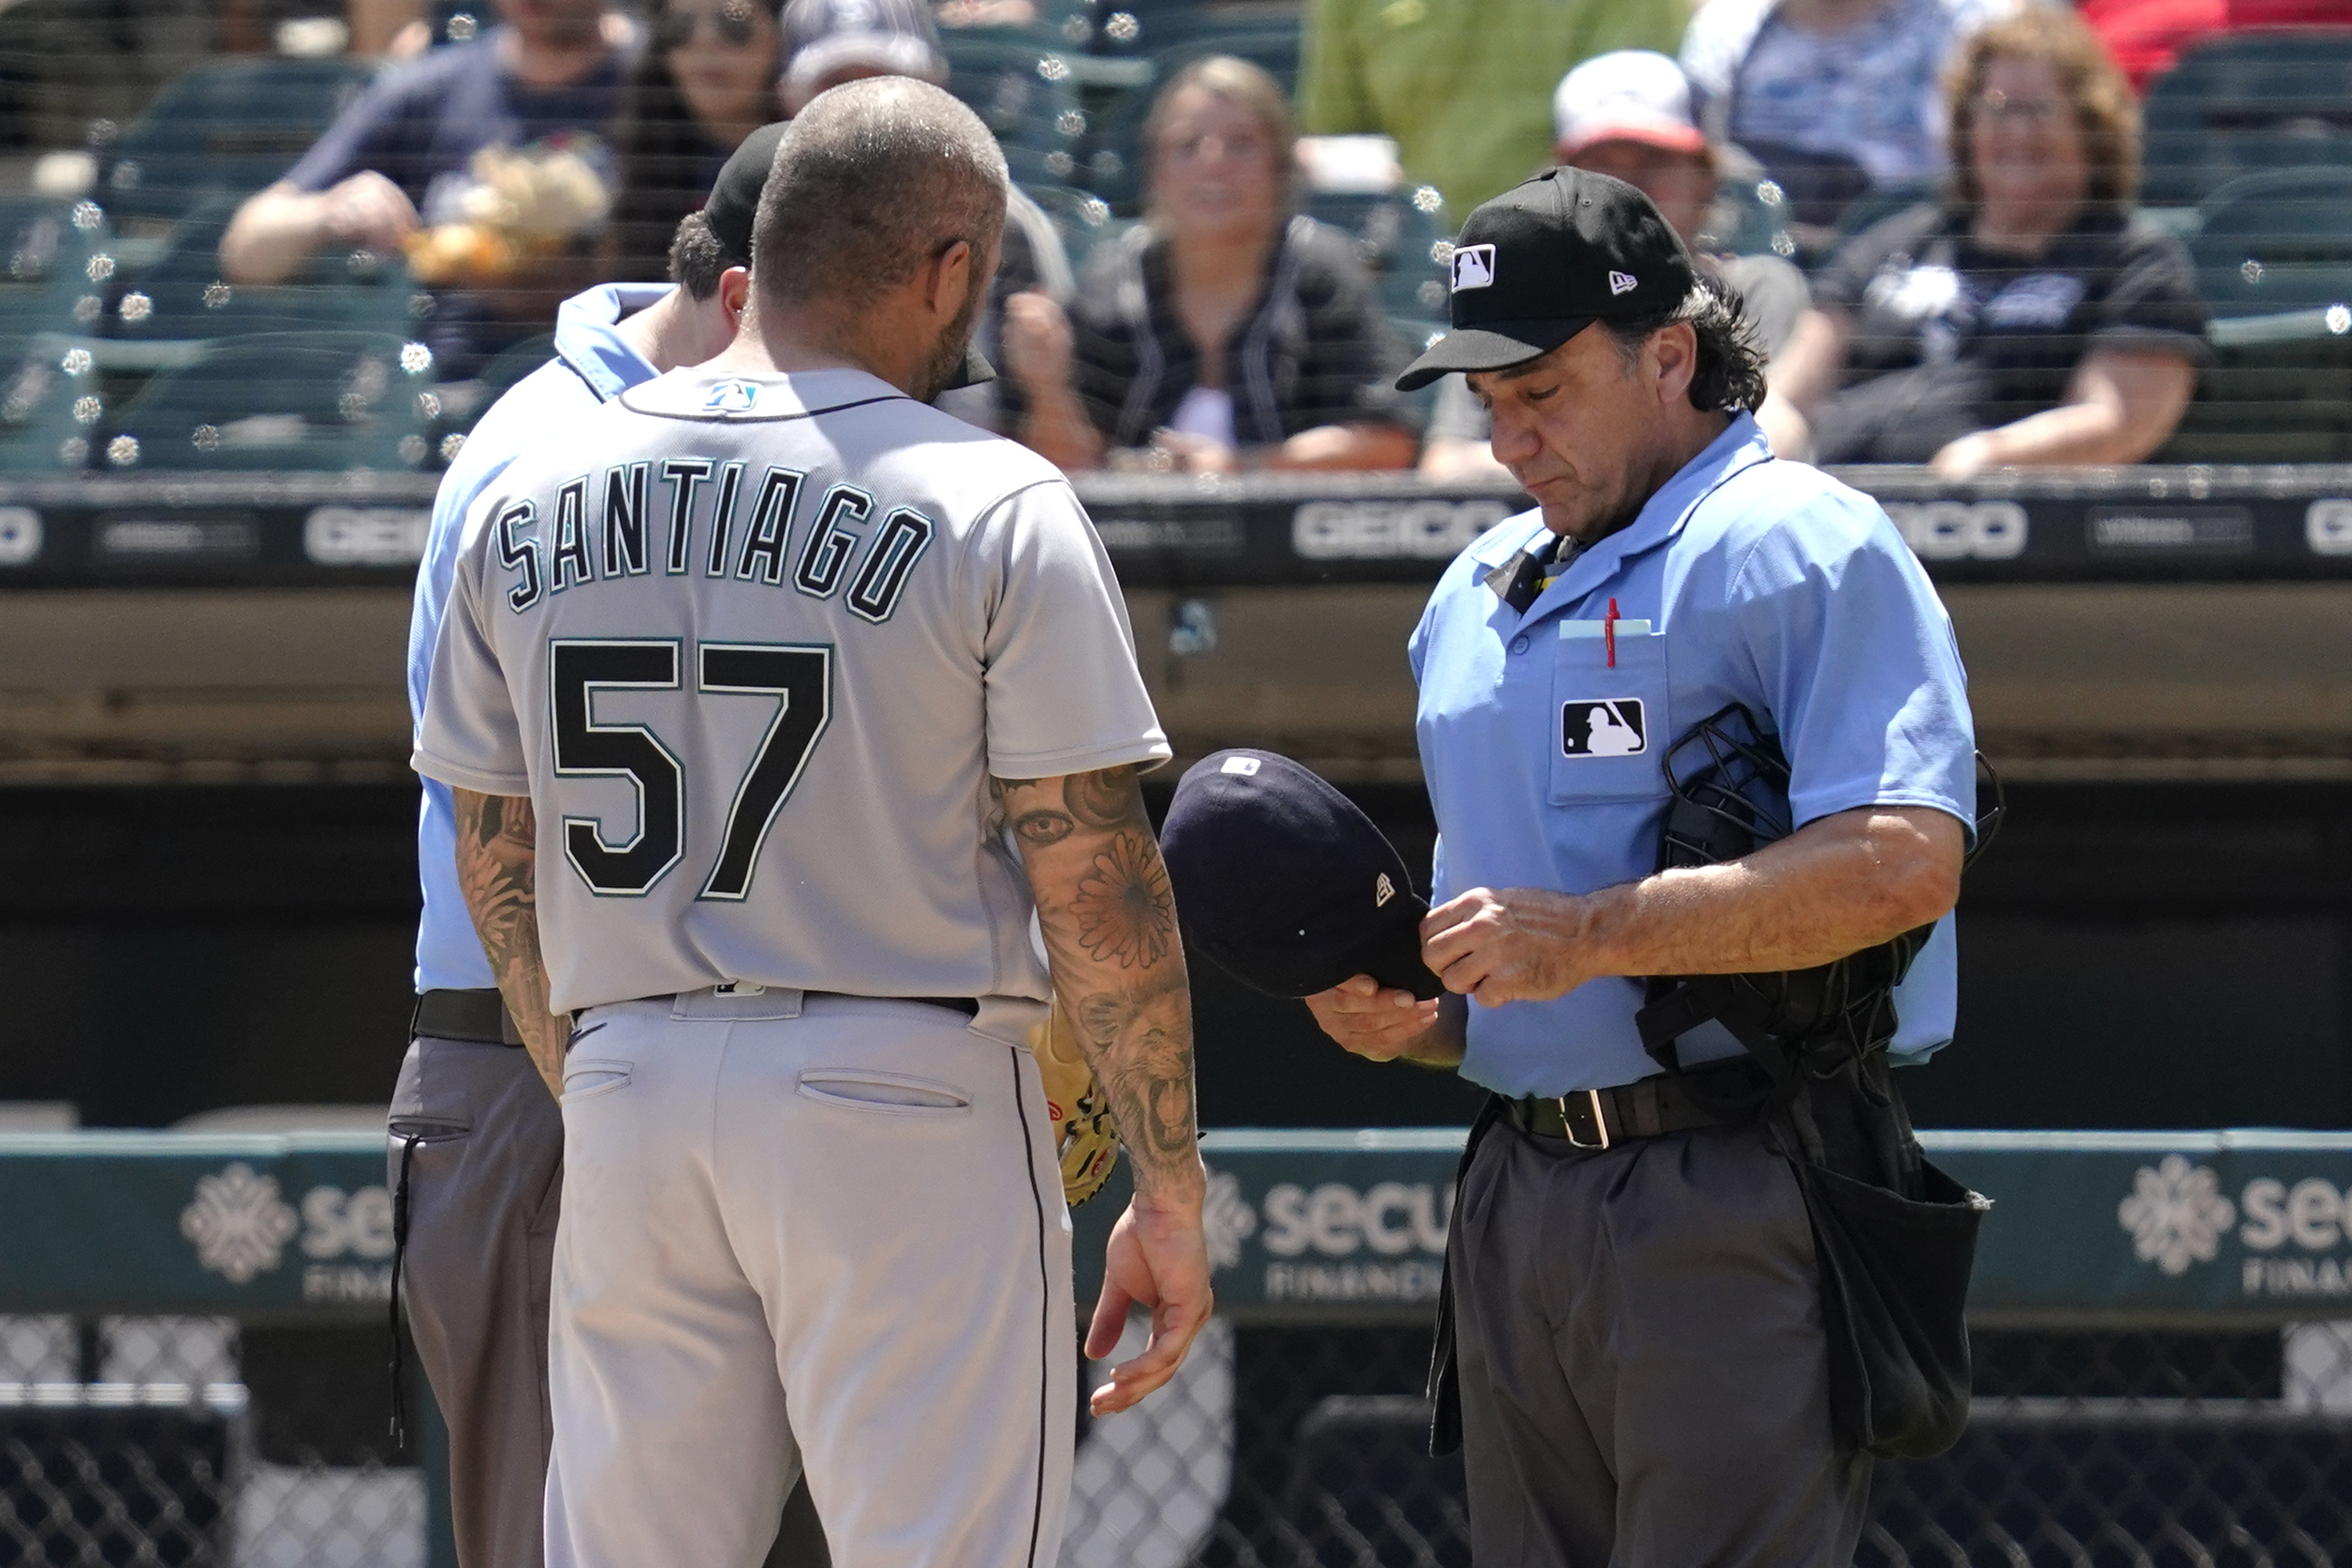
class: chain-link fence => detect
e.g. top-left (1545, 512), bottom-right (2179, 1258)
top-left (2, 1313), bottom-right (2348, 1565)
top-left (0, 1314), bottom-right (422, 1567)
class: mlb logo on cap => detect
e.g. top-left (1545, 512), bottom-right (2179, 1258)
top-left (1450, 243), bottom-right (1496, 292)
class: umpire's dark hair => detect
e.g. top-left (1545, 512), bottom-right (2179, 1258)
top-left (1603, 271), bottom-right (1769, 414)
top-left (666, 211), bottom-right (732, 302)
top-left (752, 76), bottom-right (1008, 312)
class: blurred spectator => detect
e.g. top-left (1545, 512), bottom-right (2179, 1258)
top-left (1681, 0), bottom-right (2015, 231)
top-left (1762, 7), bottom-right (2207, 474)
top-left (751, 0), bottom-right (1067, 434)
top-left (1300, 0), bottom-right (1685, 220)
top-left (608, 0), bottom-right (781, 281)
top-left (218, 0), bottom-right (627, 377)
top-left (1422, 50), bottom-right (1820, 481)
top-left (1005, 56), bottom-right (1417, 474)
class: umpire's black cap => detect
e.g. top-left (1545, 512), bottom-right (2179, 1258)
top-left (1396, 167), bottom-right (1696, 391)
top-left (1160, 751), bottom-right (1443, 1000)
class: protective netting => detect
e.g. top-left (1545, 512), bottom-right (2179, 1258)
top-left (0, 1314), bottom-right (2346, 1565)
top-left (0, 1314), bottom-right (421, 1568)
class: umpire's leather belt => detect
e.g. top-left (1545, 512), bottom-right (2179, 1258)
top-left (412, 988), bottom-right (522, 1046)
top-left (1505, 1058), bottom-right (1769, 1149)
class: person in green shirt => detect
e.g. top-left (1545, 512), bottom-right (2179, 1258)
top-left (1299, 0), bottom-right (1687, 221)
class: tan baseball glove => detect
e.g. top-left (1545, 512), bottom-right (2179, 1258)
top-left (1030, 1000), bottom-right (1120, 1206)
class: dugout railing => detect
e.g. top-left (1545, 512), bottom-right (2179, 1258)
top-left (0, 1128), bottom-right (2348, 1566)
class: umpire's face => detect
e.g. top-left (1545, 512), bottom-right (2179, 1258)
top-left (1470, 319), bottom-right (1703, 545)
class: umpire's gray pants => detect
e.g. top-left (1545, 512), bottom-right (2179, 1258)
top-left (1451, 1116), bottom-right (1870, 1566)
top-left (391, 1034), bottom-right (830, 1568)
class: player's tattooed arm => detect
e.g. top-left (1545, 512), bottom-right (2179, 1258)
top-left (451, 788), bottom-right (572, 1101)
top-left (999, 767), bottom-right (1205, 1203)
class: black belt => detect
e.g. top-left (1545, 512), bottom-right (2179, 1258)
top-left (1505, 1058), bottom-right (1769, 1149)
top-left (416, 986), bottom-right (979, 1044)
top-left (412, 988), bottom-right (521, 1046)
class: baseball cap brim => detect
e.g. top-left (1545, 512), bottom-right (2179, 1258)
top-left (1560, 121), bottom-right (1710, 160)
top-left (1395, 318), bottom-right (1593, 391)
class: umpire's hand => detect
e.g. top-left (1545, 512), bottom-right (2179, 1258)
top-left (1304, 978), bottom-right (1465, 1067)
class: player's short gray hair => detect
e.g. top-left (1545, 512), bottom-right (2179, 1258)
top-left (752, 77), bottom-right (1010, 312)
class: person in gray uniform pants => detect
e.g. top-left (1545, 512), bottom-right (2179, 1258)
top-left (1305, 168), bottom-right (1979, 1564)
top-left (416, 77), bottom-right (1212, 1568)
top-left (392, 124), bottom-right (831, 1568)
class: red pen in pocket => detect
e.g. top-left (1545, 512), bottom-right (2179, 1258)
top-left (1605, 597), bottom-right (1619, 669)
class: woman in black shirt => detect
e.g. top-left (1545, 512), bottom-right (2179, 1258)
top-left (1004, 56), bottom-right (1419, 473)
top-left (608, 0), bottom-right (781, 283)
top-left (1762, 7), bottom-right (2206, 473)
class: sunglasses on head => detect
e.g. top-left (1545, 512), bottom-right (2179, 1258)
top-left (655, 1), bottom-right (759, 49)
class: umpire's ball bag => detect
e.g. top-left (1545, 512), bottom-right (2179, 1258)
top-left (1791, 1143), bottom-right (1989, 1460)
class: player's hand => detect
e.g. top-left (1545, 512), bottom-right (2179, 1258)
top-left (1000, 290), bottom-right (1073, 392)
top-left (1420, 886), bottom-right (1595, 1006)
top-left (1087, 1195), bottom-right (1213, 1416)
top-left (317, 171), bottom-right (420, 252)
top-left (1303, 974), bottom-right (1452, 1063)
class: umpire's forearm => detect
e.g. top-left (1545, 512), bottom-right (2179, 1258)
top-left (451, 788), bottom-right (572, 1099)
top-left (1000, 767), bottom-right (1206, 1206)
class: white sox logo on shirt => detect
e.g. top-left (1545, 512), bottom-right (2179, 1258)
top-left (1450, 244), bottom-right (1496, 291)
top-left (1560, 699), bottom-right (1647, 758)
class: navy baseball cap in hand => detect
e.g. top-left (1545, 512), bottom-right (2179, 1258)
top-left (1160, 751), bottom-right (1444, 1000)
top-left (1397, 166), bottom-right (1696, 391)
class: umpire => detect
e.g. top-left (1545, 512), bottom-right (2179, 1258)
top-left (1306, 168), bottom-right (1977, 1563)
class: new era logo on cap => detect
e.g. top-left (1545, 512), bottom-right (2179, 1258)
top-left (1450, 244), bottom-right (1496, 292)
top-left (1608, 270), bottom-right (1639, 296)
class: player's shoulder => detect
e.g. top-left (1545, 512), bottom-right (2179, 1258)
top-left (1690, 452), bottom-right (1915, 592)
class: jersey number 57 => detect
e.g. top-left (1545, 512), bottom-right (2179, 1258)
top-left (549, 639), bottom-right (830, 900)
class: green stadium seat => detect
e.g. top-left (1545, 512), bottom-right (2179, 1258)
top-left (0, 196), bottom-right (114, 362)
top-left (1073, 15), bottom-right (1302, 214)
top-left (2141, 28), bottom-right (2352, 208)
top-left (941, 27), bottom-right (1094, 193)
top-left (2158, 171), bottom-right (2352, 463)
top-left (92, 56), bottom-right (384, 225)
top-left (96, 194), bottom-right (420, 352)
top-left (1308, 189), bottom-right (1451, 323)
top-left (95, 330), bottom-right (436, 473)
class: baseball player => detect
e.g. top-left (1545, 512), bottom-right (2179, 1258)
top-left (393, 125), bottom-right (828, 1567)
top-left (414, 77), bottom-right (1212, 1568)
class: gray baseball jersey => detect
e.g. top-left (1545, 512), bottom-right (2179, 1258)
top-left (413, 366), bottom-right (1169, 1017)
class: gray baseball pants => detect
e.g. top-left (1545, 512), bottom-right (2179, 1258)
top-left (391, 1033), bottom-right (829, 1568)
top-left (1449, 1116), bottom-right (1871, 1566)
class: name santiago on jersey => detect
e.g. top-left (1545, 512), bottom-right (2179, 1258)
top-left (491, 458), bottom-right (933, 625)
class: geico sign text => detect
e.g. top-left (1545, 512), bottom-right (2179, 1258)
top-left (1881, 500), bottom-right (2029, 561)
top-left (1292, 499), bottom-right (1514, 561)
top-left (1261, 1181), bottom-right (1452, 1258)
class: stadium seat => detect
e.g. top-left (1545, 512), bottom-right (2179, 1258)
top-left (91, 55), bottom-right (383, 226)
top-left (1308, 189), bottom-right (1451, 323)
top-left (2141, 28), bottom-right (2352, 208)
top-left (95, 330), bottom-right (436, 473)
top-left (96, 193), bottom-right (420, 351)
top-left (942, 27), bottom-right (1094, 193)
top-left (2190, 165), bottom-right (2352, 315)
top-left (0, 196), bottom-right (114, 362)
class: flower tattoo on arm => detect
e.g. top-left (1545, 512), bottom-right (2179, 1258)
top-left (1072, 831), bottom-right (1176, 969)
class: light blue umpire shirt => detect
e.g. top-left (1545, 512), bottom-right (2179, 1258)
top-left (1408, 412), bottom-right (1977, 1098)
top-left (409, 282), bottom-right (673, 993)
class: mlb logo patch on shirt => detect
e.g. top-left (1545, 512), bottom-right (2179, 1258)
top-left (703, 380), bottom-right (759, 413)
top-left (1560, 699), bottom-right (1647, 757)
top-left (1450, 244), bottom-right (1496, 291)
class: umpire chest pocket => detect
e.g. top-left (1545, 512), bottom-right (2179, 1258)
top-left (1546, 625), bottom-right (1670, 804)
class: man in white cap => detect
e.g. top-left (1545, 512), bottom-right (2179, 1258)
top-left (1421, 50), bottom-right (1819, 481)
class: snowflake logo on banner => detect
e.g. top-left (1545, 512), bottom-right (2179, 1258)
top-left (2118, 1153), bottom-right (2236, 1275)
top-left (180, 1162), bottom-right (300, 1284)
top-left (1200, 1168), bottom-right (1257, 1271)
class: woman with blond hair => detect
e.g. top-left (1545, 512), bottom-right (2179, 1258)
top-left (1763, 6), bottom-right (2207, 473)
top-left (1004, 55), bottom-right (1419, 473)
